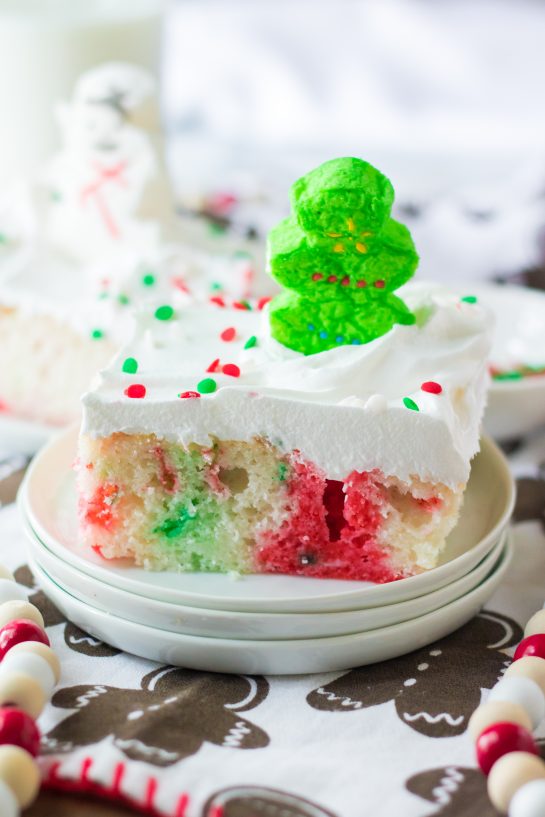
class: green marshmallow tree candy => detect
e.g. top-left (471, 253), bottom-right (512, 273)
top-left (267, 157), bottom-right (419, 355)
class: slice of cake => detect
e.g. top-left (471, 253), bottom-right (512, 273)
top-left (77, 158), bottom-right (492, 582)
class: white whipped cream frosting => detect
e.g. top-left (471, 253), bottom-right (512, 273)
top-left (81, 282), bottom-right (493, 488)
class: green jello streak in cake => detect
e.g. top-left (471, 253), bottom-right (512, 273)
top-left (148, 445), bottom-right (239, 572)
top-left (155, 506), bottom-right (196, 538)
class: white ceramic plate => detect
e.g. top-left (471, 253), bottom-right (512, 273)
top-left (19, 426), bottom-right (515, 613)
top-left (0, 413), bottom-right (58, 456)
top-left (28, 539), bottom-right (513, 674)
top-left (22, 509), bottom-right (508, 640)
top-left (468, 283), bottom-right (545, 440)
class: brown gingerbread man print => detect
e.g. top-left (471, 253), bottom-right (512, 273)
top-left (513, 464), bottom-right (545, 530)
top-left (43, 666), bottom-right (270, 765)
top-left (406, 740), bottom-right (545, 817)
top-left (14, 563), bottom-right (120, 657)
top-left (203, 786), bottom-right (338, 817)
top-left (306, 612), bottom-right (522, 737)
top-left (406, 765), bottom-right (501, 817)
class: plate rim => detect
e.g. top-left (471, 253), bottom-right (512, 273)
top-left (19, 425), bottom-right (516, 613)
top-left (26, 539), bottom-right (513, 673)
top-left (22, 509), bottom-right (509, 638)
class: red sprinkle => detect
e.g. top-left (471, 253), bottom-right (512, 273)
top-left (374, 279), bottom-right (385, 288)
top-left (171, 276), bottom-right (190, 294)
top-left (220, 327), bottom-right (236, 342)
top-left (124, 384), bottom-right (146, 399)
top-left (233, 300), bottom-right (250, 310)
top-left (356, 280), bottom-right (367, 288)
top-left (257, 296), bottom-right (272, 311)
top-left (222, 363), bottom-right (241, 378)
top-left (421, 381), bottom-right (443, 395)
top-left (341, 276), bottom-right (350, 286)
top-left (312, 273), bottom-right (323, 281)
top-left (207, 358), bottom-right (221, 373)
top-left (209, 295), bottom-right (225, 307)
top-left (179, 391), bottom-right (201, 399)
top-left (327, 275), bottom-right (337, 283)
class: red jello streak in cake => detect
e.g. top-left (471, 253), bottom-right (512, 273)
top-left (255, 456), bottom-right (400, 582)
top-left (417, 496), bottom-right (443, 513)
top-left (81, 483), bottom-right (119, 531)
top-left (152, 446), bottom-right (179, 493)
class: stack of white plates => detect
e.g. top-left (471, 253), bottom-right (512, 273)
top-left (19, 428), bottom-right (515, 675)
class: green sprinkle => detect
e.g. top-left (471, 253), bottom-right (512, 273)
top-left (91, 329), bottom-right (104, 340)
top-left (244, 335), bottom-right (258, 349)
top-left (210, 282), bottom-right (223, 291)
top-left (197, 377), bottom-right (217, 394)
top-left (98, 291), bottom-right (109, 300)
top-left (142, 273), bottom-right (156, 287)
top-left (278, 462), bottom-right (288, 482)
top-left (122, 357), bottom-right (138, 374)
top-left (403, 397), bottom-right (419, 411)
top-left (234, 250), bottom-right (252, 259)
top-left (0, 233), bottom-right (7, 245)
top-left (461, 295), bottom-right (477, 304)
top-left (118, 293), bottom-right (130, 306)
top-left (209, 221), bottom-right (227, 236)
top-left (494, 370), bottom-right (523, 381)
top-left (155, 305), bottom-right (174, 321)
top-left (50, 190), bottom-right (62, 202)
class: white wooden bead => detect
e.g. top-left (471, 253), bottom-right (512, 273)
top-left (0, 779), bottom-right (19, 817)
top-left (8, 642), bottom-right (60, 684)
top-left (489, 677), bottom-right (545, 729)
top-left (510, 779), bottom-right (545, 817)
top-left (0, 582), bottom-right (26, 607)
top-left (525, 610), bottom-right (545, 639)
top-left (507, 657), bottom-right (545, 697)
top-left (0, 746), bottom-right (40, 808)
top-left (0, 566), bottom-right (14, 583)
top-left (0, 651), bottom-right (56, 698)
top-left (488, 752), bottom-right (545, 813)
top-left (0, 672), bottom-right (46, 719)
top-left (0, 601), bottom-right (43, 630)
top-left (468, 700), bottom-right (533, 741)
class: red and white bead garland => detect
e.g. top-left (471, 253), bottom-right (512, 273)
top-left (469, 609), bottom-right (545, 815)
top-left (0, 563), bottom-right (59, 815)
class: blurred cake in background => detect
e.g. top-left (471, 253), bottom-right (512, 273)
top-left (0, 62), bottom-right (267, 429)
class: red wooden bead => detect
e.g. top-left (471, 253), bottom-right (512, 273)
top-left (0, 620), bottom-right (49, 660)
top-left (514, 634), bottom-right (545, 662)
top-left (476, 721), bottom-right (539, 775)
top-left (0, 708), bottom-right (40, 757)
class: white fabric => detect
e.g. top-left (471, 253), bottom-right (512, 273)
top-left (0, 426), bottom-right (543, 816)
